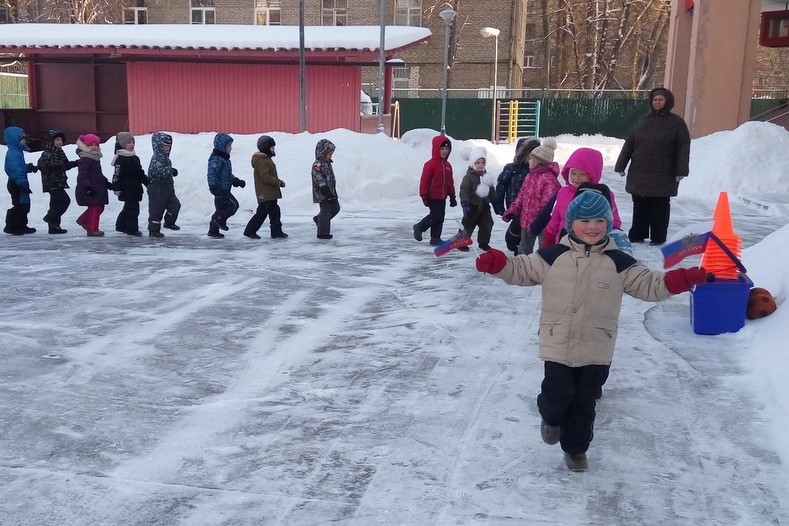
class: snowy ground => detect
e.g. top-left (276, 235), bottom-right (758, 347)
top-left (1, 124), bottom-right (788, 525)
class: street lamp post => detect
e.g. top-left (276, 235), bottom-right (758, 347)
top-left (439, 6), bottom-right (456, 135)
top-left (480, 26), bottom-right (500, 143)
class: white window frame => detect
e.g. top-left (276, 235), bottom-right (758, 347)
top-left (321, 0), bottom-right (347, 26)
top-left (525, 55), bottom-right (537, 68)
top-left (394, 0), bottom-right (421, 27)
top-left (255, 0), bottom-right (281, 25)
top-left (392, 66), bottom-right (420, 98)
top-left (191, 0), bottom-right (216, 24)
top-left (123, 7), bottom-right (148, 24)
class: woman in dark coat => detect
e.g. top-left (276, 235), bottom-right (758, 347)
top-left (112, 131), bottom-right (149, 236)
top-left (614, 87), bottom-right (690, 245)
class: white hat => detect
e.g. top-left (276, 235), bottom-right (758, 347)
top-left (468, 146), bottom-right (487, 167)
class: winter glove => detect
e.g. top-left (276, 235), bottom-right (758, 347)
top-left (492, 203), bottom-right (505, 216)
top-left (279, 180), bottom-right (286, 188)
top-left (18, 185), bottom-right (32, 194)
top-left (461, 200), bottom-right (471, 217)
top-left (421, 196), bottom-right (430, 207)
top-left (502, 211), bottom-right (513, 223)
top-left (449, 195), bottom-right (457, 207)
top-left (676, 175), bottom-right (686, 182)
top-left (617, 171), bottom-right (625, 177)
top-left (232, 177), bottom-right (246, 188)
top-left (171, 168), bottom-right (178, 177)
top-left (664, 267), bottom-right (709, 294)
top-left (67, 160), bottom-right (79, 170)
top-left (541, 230), bottom-right (557, 248)
top-left (85, 186), bottom-right (96, 197)
top-left (26, 162), bottom-right (38, 173)
top-left (475, 248), bottom-right (508, 274)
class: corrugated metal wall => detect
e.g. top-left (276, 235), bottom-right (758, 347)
top-left (127, 62), bottom-right (361, 134)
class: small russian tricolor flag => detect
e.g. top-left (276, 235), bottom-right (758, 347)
top-left (660, 221), bottom-right (713, 268)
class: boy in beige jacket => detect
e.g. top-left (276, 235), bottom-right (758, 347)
top-left (476, 187), bottom-right (707, 472)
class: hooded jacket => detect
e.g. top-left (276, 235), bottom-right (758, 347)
top-left (148, 133), bottom-right (176, 185)
top-left (312, 139), bottom-right (338, 203)
top-left (615, 87), bottom-right (691, 197)
top-left (37, 130), bottom-right (78, 192)
top-left (4, 126), bottom-right (33, 189)
top-left (207, 133), bottom-right (236, 194)
top-left (419, 135), bottom-right (456, 201)
top-left (491, 235), bottom-right (673, 367)
top-left (492, 137), bottom-right (541, 215)
top-left (545, 148), bottom-right (622, 238)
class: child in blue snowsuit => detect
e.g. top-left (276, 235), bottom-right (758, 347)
top-left (207, 133), bottom-right (246, 238)
top-left (4, 126), bottom-right (39, 235)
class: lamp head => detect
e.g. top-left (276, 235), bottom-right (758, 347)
top-left (480, 27), bottom-right (501, 38)
top-left (439, 6), bottom-right (457, 25)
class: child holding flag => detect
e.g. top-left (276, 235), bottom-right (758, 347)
top-left (475, 188), bottom-right (708, 472)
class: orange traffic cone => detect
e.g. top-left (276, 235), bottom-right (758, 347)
top-left (701, 191), bottom-right (741, 279)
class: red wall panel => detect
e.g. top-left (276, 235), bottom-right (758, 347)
top-left (127, 62), bottom-right (361, 135)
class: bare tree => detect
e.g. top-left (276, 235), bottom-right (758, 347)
top-left (5, 0), bottom-right (120, 23)
top-left (547, 0), bottom-right (670, 94)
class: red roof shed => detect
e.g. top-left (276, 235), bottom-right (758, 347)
top-left (0, 24), bottom-right (430, 143)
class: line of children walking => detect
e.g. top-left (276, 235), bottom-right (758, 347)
top-left (5, 127), bottom-right (340, 241)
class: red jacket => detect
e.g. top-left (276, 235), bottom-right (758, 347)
top-left (419, 135), bottom-right (455, 201)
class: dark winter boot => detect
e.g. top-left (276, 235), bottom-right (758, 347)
top-left (413, 223), bottom-right (423, 242)
top-left (163, 223), bottom-right (180, 230)
top-left (4, 209), bottom-right (23, 235)
top-left (208, 220), bottom-right (224, 239)
top-left (564, 452), bottom-right (588, 472)
top-left (48, 223), bottom-right (67, 234)
top-left (212, 214), bottom-right (229, 231)
top-left (244, 232), bottom-right (261, 239)
top-left (429, 238), bottom-right (443, 246)
top-left (541, 420), bottom-right (560, 445)
top-left (149, 221), bottom-right (165, 238)
top-left (271, 231), bottom-right (289, 239)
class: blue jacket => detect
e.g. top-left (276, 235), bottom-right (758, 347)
top-left (207, 133), bottom-right (234, 194)
top-left (4, 126), bottom-right (31, 189)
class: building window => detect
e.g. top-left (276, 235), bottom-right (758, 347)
top-left (0, 7), bottom-right (8, 23)
top-left (393, 66), bottom-right (419, 97)
top-left (191, 0), bottom-right (216, 24)
top-left (322, 0), bottom-right (347, 26)
top-left (525, 23), bottom-right (535, 39)
top-left (525, 55), bottom-right (537, 68)
top-left (394, 0), bottom-right (421, 26)
top-left (123, 1), bottom-right (148, 24)
top-left (255, 0), bottom-right (281, 25)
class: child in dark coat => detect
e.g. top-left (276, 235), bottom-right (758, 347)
top-left (476, 189), bottom-right (708, 472)
top-left (3, 126), bottom-right (38, 235)
top-left (311, 139), bottom-right (340, 240)
top-left (207, 133), bottom-right (245, 239)
top-left (38, 129), bottom-right (78, 234)
top-left (459, 147), bottom-right (496, 251)
top-left (413, 135), bottom-right (457, 246)
top-left (492, 137), bottom-right (541, 253)
top-left (147, 132), bottom-right (181, 238)
top-left (75, 134), bottom-right (112, 237)
top-left (112, 132), bottom-right (149, 236)
top-left (244, 135), bottom-right (288, 240)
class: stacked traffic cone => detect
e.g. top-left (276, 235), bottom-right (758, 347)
top-left (700, 191), bottom-right (741, 279)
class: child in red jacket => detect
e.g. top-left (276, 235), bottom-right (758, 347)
top-left (413, 135), bottom-right (457, 246)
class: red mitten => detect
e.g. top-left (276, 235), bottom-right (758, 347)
top-left (664, 267), bottom-right (708, 294)
top-left (476, 249), bottom-right (508, 274)
top-left (541, 230), bottom-right (557, 248)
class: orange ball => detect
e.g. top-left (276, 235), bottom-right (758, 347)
top-left (746, 287), bottom-right (777, 320)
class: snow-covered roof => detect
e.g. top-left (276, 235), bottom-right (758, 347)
top-left (0, 24), bottom-right (431, 53)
